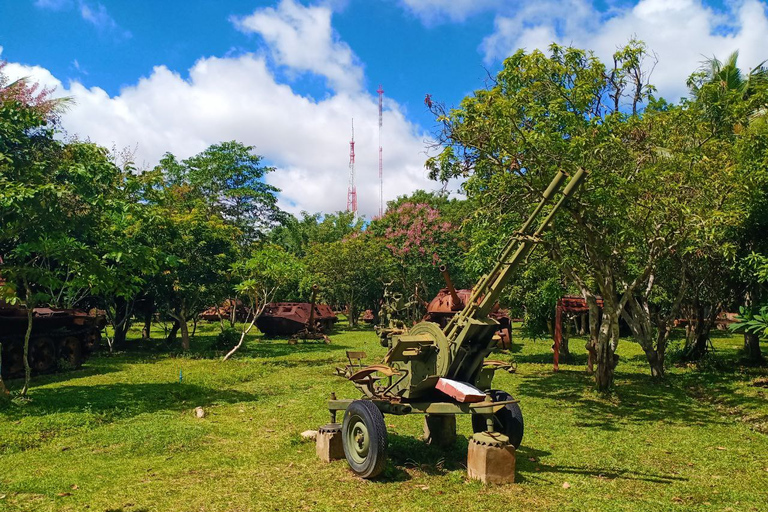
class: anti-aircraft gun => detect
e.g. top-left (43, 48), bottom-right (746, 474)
top-left (323, 169), bottom-right (586, 479)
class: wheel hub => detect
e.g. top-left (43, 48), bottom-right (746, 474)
top-left (348, 419), bottom-right (370, 463)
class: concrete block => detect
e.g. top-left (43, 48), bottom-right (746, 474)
top-left (422, 414), bottom-right (457, 448)
top-left (467, 434), bottom-right (516, 484)
top-left (316, 423), bottom-right (344, 462)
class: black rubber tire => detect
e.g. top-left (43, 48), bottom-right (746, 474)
top-left (342, 400), bottom-right (388, 478)
top-left (471, 389), bottom-right (524, 448)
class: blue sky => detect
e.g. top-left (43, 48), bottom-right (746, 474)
top-left (1, 0), bottom-right (767, 217)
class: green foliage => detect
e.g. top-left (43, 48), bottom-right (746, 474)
top-left (232, 244), bottom-right (305, 303)
top-left (214, 327), bottom-right (241, 351)
top-left (268, 210), bottom-right (363, 257)
top-left (305, 235), bottom-right (395, 323)
top-left (731, 306), bottom-right (768, 338)
top-left (159, 141), bottom-right (283, 244)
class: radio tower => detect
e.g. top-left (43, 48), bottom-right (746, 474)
top-left (346, 119), bottom-right (357, 215)
top-left (377, 84), bottom-right (384, 217)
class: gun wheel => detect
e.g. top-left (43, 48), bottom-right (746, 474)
top-left (342, 400), bottom-right (388, 479)
top-left (472, 389), bottom-right (524, 448)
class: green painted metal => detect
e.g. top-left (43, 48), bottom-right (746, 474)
top-left (369, 169), bottom-right (587, 401)
top-left (329, 398), bottom-right (518, 417)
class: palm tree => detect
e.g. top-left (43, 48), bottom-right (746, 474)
top-left (689, 50), bottom-right (767, 100)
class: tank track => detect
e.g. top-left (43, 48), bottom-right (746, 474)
top-left (0, 325), bottom-right (100, 380)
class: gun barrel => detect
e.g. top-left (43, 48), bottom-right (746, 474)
top-left (444, 168), bottom-right (587, 340)
top-left (439, 265), bottom-right (463, 310)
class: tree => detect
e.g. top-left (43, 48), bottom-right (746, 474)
top-left (686, 50), bottom-right (768, 361)
top-left (0, 68), bottom-right (90, 395)
top-left (162, 141), bottom-right (283, 245)
top-left (147, 142), bottom-right (284, 350)
top-left (306, 236), bottom-right (395, 326)
top-left (426, 41), bottom-right (746, 387)
top-left (269, 211), bottom-right (364, 258)
top-left (223, 245), bottom-right (304, 360)
top-left (368, 195), bottom-right (468, 304)
top-left (148, 180), bottom-right (240, 351)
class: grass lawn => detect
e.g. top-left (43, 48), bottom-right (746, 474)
top-left (1, 320), bottom-right (767, 512)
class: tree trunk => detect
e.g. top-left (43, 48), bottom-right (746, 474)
top-left (744, 332), bottom-right (763, 362)
top-left (584, 293), bottom-right (601, 374)
top-left (21, 296), bottom-right (33, 396)
top-left (348, 302), bottom-right (357, 327)
top-left (683, 302), bottom-right (717, 360)
top-left (0, 342), bottom-right (8, 396)
top-left (229, 297), bottom-right (237, 328)
top-left (167, 320), bottom-right (180, 342)
top-left (179, 315), bottom-right (190, 351)
top-left (113, 323), bottom-right (130, 351)
top-left (558, 316), bottom-right (572, 362)
top-left (594, 308), bottom-right (619, 391)
top-left (180, 320), bottom-right (190, 351)
top-left (142, 310), bottom-right (152, 340)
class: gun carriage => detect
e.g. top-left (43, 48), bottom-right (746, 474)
top-left (324, 169), bottom-right (586, 478)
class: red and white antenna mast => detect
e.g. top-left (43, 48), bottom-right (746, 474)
top-left (346, 118), bottom-right (357, 215)
top-left (377, 84), bottom-right (384, 217)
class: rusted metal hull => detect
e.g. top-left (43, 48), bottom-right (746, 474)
top-left (200, 299), bottom-right (250, 322)
top-left (553, 295), bottom-right (605, 371)
top-left (423, 288), bottom-right (512, 349)
top-left (256, 302), bottom-right (337, 336)
top-left (0, 302), bottom-right (105, 379)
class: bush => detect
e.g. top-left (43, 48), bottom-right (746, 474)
top-left (213, 328), bottom-right (241, 351)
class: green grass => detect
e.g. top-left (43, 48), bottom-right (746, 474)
top-left (1, 321), bottom-right (767, 512)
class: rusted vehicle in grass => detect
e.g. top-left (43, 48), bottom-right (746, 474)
top-left (0, 298), bottom-right (105, 379)
top-left (422, 266), bottom-right (512, 349)
top-left (200, 299), bottom-right (250, 323)
top-left (256, 285), bottom-right (337, 338)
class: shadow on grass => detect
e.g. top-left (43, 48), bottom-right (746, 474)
top-left (245, 341), bottom-right (351, 359)
top-left (515, 446), bottom-right (687, 484)
top-left (0, 382), bottom-right (259, 422)
top-left (517, 369), bottom-right (727, 429)
top-left (378, 432), bottom-right (471, 481)
top-left (379, 432), bottom-right (686, 485)
top-left (672, 362), bottom-right (768, 434)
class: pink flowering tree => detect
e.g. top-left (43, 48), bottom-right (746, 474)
top-left (370, 200), bottom-right (468, 302)
top-left (0, 61), bottom-right (63, 121)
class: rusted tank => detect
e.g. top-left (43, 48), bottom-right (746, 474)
top-left (200, 299), bottom-right (250, 322)
top-left (0, 299), bottom-right (105, 379)
top-left (422, 265), bottom-right (512, 349)
top-left (256, 286), bottom-right (337, 336)
top-left (361, 309), bottom-right (375, 323)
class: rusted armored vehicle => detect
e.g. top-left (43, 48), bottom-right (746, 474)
top-left (200, 299), bottom-right (250, 323)
top-left (423, 266), bottom-right (513, 349)
top-left (361, 309), bottom-right (375, 324)
top-left (0, 298), bottom-right (105, 379)
top-left (256, 285), bottom-right (337, 337)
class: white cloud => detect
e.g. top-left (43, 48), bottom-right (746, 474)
top-left (0, 30), bottom-right (435, 220)
top-left (34, 0), bottom-right (72, 10)
top-left (233, 0), bottom-right (363, 93)
top-left (78, 1), bottom-right (132, 39)
top-left (481, 0), bottom-right (768, 102)
top-left (398, 0), bottom-right (501, 24)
